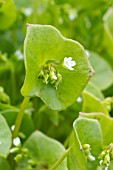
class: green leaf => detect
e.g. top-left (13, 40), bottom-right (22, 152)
top-left (0, 157), bottom-right (11, 170)
top-left (21, 24), bottom-right (93, 110)
top-left (89, 52), bottom-right (113, 90)
top-left (73, 117), bottom-right (103, 170)
top-left (80, 112), bottom-right (113, 146)
top-left (18, 131), bottom-right (67, 170)
top-left (1, 110), bottom-right (35, 139)
top-left (85, 82), bottom-right (104, 100)
top-left (0, 0), bottom-right (17, 30)
top-left (13, 0), bottom-right (32, 8)
top-left (103, 7), bottom-right (113, 63)
top-left (67, 132), bottom-right (87, 170)
top-left (82, 91), bottom-right (109, 115)
top-left (55, 0), bottom-right (107, 10)
top-left (0, 114), bottom-right (12, 158)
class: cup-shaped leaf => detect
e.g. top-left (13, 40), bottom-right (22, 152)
top-left (80, 112), bottom-right (113, 146)
top-left (16, 131), bottom-right (67, 170)
top-left (68, 117), bottom-right (103, 170)
top-left (21, 24), bottom-right (93, 110)
top-left (67, 132), bottom-right (87, 170)
top-left (88, 52), bottom-right (113, 90)
top-left (103, 7), bottom-right (113, 62)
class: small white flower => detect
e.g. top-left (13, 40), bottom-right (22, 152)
top-left (77, 97), bottom-right (82, 103)
top-left (11, 125), bottom-right (15, 131)
top-left (13, 137), bottom-right (21, 147)
top-left (63, 57), bottom-right (76, 70)
top-left (0, 141), bottom-right (2, 145)
top-left (24, 8), bottom-right (32, 16)
top-left (15, 50), bottom-right (23, 60)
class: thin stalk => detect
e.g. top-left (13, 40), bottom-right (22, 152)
top-left (49, 147), bottom-right (71, 170)
top-left (12, 97), bottom-right (30, 139)
top-left (63, 132), bottom-right (72, 148)
top-left (10, 67), bottom-right (16, 104)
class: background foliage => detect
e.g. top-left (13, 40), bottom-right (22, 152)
top-left (0, 0), bottom-right (113, 169)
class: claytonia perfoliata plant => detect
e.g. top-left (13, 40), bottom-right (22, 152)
top-left (63, 57), bottom-right (76, 70)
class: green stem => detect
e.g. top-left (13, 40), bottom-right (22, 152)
top-left (12, 97), bottom-right (30, 139)
top-left (49, 147), bottom-right (71, 170)
top-left (10, 67), bottom-right (16, 105)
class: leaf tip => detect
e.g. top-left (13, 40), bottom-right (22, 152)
top-left (89, 66), bottom-right (95, 77)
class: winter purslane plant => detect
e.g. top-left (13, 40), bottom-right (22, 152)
top-left (0, 23), bottom-right (113, 170)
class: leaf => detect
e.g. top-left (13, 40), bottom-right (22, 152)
top-left (13, 0), bottom-right (32, 8)
top-left (80, 112), bottom-right (113, 146)
top-left (56, 0), bottom-right (107, 10)
top-left (89, 52), bottom-right (113, 90)
top-left (85, 82), bottom-right (104, 100)
top-left (67, 132), bottom-right (87, 170)
top-left (73, 117), bottom-right (103, 170)
top-left (0, 0), bottom-right (17, 30)
top-left (103, 7), bottom-right (113, 63)
top-left (1, 109), bottom-right (35, 139)
top-left (82, 91), bottom-right (109, 115)
top-left (21, 24), bottom-right (93, 110)
top-left (0, 114), bottom-right (12, 158)
top-left (0, 157), bottom-right (11, 170)
top-left (17, 131), bottom-right (67, 170)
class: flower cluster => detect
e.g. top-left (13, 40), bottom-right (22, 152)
top-left (99, 143), bottom-right (113, 170)
top-left (38, 64), bottom-right (62, 89)
top-left (82, 144), bottom-right (95, 161)
top-left (38, 57), bottom-right (76, 89)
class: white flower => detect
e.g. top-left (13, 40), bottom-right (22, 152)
top-left (11, 125), bottom-right (15, 131)
top-left (77, 97), bottom-right (82, 103)
top-left (15, 50), bottom-right (23, 60)
top-left (24, 8), bottom-right (32, 16)
top-left (13, 137), bottom-right (21, 146)
top-left (63, 57), bottom-right (76, 70)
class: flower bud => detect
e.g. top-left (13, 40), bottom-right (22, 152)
top-left (10, 147), bottom-right (19, 153)
top-left (14, 154), bottom-right (23, 162)
top-left (83, 144), bottom-right (90, 150)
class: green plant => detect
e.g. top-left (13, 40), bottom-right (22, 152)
top-left (0, 0), bottom-right (113, 170)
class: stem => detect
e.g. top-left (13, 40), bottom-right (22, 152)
top-left (10, 67), bottom-right (16, 105)
top-left (49, 148), bottom-right (71, 170)
top-left (12, 97), bottom-right (30, 139)
top-left (63, 132), bottom-right (72, 148)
